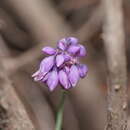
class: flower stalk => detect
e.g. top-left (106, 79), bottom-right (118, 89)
top-left (55, 90), bottom-right (67, 130)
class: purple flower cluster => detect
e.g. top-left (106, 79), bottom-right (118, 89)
top-left (32, 37), bottom-right (88, 91)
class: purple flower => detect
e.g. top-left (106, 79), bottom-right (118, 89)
top-left (47, 68), bottom-right (58, 91)
top-left (78, 45), bottom-right (86, 57)
top-left (42, 72), bottom-right (50, 82)
top-left (56, 54), bottom-right (65, 67)
top-left (67, 45), bottom-right (80, 55)
top-left (42, 46), bottom-right (56, 55)
top-left (40, 56), bottom-right (54, 73)
top-left (59, 70), bottom-right (70, 89)
top-left (58, 38), bottom-right (68, 51)
top-left (67, 37), bottom-right (78, 45)
top-left (32, 37), bottom-right (88, 91)
top-left (78, 64), bottom-right (88, 78)
top-left (68, 65), bottom-right (80, 87)
top-left (32, 56), bottom-right (54, 81)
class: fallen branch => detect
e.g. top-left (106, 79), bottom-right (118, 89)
top-left (2, 3), bottom-right (104, 74)
top-left (102, 0), bottom-right (128, 129)
top-left (76, 4), bottom-right (103, 42)
top-left (0, 8), bottom-right (31, 50)
top-left (0, 35), bottom-right (34, 130)
top-left (1, 0), bottom-right (72, 42)
top-left (12, 71), bottom-right (55, 130)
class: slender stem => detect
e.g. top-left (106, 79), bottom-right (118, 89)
top-left (55, 90), bottom-right (67, 130)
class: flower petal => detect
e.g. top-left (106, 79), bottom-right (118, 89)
top-left (56, 54), bottom-right (65, 67)
top-left (59, 70), bottom-right (70, 89)
top-left (42, 46), bottom-right (56, 55)
top-left (57, 38), bottom-right (67, 50)
top-left (32, 56), bottom-right (54, 81)
top-left (78, 45), bottom-right (86, 57)
top-left (78, 64), bottom-right (88, 78)
top-left (67, 45), bottom-right (80, 55)
top-left (34, 74), bottom-right (43, 81)
top-left (42, 72), bottom-right (50, 82)
top-left (33, 72), bottom-right (44, 81)
top-left (64, 66), bottom-right (70, 74)
top-left (40, 56), bottom-right (54, 74)
top-left (47, 69), bottom-right (58, 91)
top-left (67, 37), bottom-right (78, 45)
top-left (32, 70), bottom-right (40, 77)
top-left (64, 54), bottom-right (71, 61)
top-left (32, 70), bottom-right (44, 81)
top-left (68, 65), bottom-right (80, 87)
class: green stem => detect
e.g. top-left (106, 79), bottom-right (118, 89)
top-left (55, 90), bottom-right (67, 130)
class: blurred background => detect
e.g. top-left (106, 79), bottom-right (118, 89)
top-left (0, 0), bottom-right (129, 130)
